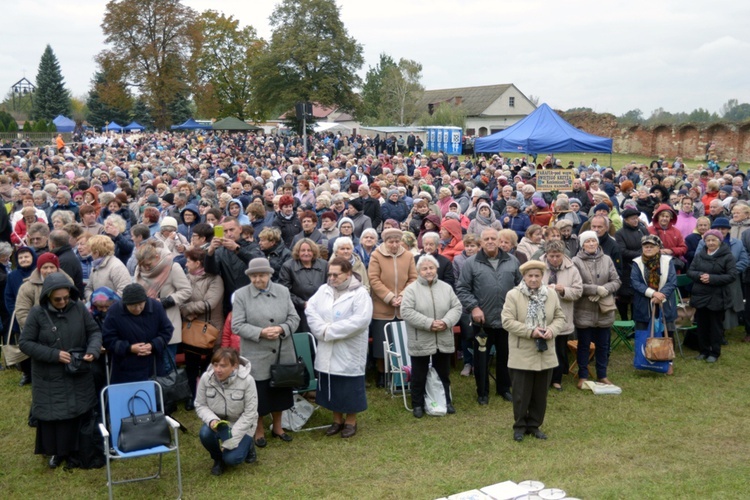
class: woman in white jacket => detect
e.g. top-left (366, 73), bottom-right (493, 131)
top-left (306, 256), bottom-right (373, 439)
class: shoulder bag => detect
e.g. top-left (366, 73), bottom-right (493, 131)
top-left (118, 389), bottom-right (171, 452)
top-left (645, 303), bottom-right (675, 362)
top-left (2, 311), bottom-right (28, 367)
top-left (39, 306), bottom-right (91, 375)
top-left (152, 356), bottom-right (192, 414)
top-left (182, 301), bottom-right (219, 350)
top-left (269, 337), bottom-right (309, 389)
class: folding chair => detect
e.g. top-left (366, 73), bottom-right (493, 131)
top-left (383, 321), bottom-right (411, 411)
top-left (674, 275), bottom-right (696, 359)
top-left (99, 381), bottom-right (182, 500)
top-left (611, 320), bottom-right (635, 352)
top-left (287, 332), bottom-right (327, 432)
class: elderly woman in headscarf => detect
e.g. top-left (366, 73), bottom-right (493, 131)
top-left (502, 260), bottom-right (566, 442)
top-left (468, 201), bottom-right (502, 237)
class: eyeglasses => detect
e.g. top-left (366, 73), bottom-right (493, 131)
top-left (51, 295), bottom-right (70, 304)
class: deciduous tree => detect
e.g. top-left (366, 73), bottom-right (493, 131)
top-left (360, 53), bottom-right (397, 124)
top-left (31, 45), bottom-right (71, 120)
top-left (380, 58), bottom-right (424, 126)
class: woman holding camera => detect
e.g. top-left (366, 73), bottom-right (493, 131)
top-left (501, 261), bottom-right (565, 442)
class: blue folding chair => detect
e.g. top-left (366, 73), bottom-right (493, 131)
top-left (99, 381), bottom-right (182, 500)
top-left (383, 321), bottom-right (411, 411)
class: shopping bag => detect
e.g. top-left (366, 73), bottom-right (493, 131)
top-left (280, 394), bottom-right (315, 431)
top-left (424, 367), bottom-right (447, 416)
top-left (633, 310), bottom-right (670, 373)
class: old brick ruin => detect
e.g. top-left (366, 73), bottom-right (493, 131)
top-left (560, 110), bottom-right (750, 163)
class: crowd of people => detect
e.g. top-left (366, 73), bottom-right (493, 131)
top-left (3, 128), bottom-right (748, 471)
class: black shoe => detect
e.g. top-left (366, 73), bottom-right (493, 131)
top-left (19, 373), bottom-right (31, 387)
top-left (254, 436), bottom-right (267, 448)
top-left (499, 391), bottom-right (513, 402)
top-left (376, 373), bottom-right (386, 388)
top-left (185, 400), bottom-right (195, 411)
top-left (245, 444), bottom-right (257, 464)
top-left (530, 429), bottom-right (548, 440)
top-left (477, 396), bottom-right (489, 405)
top-left (413, 406), bottom-right (424, 418)
top-left (271, 431), bottom-right (293, 442)
top-left (513, 431), bottom-right (524, 442)
top-left (49, 455), bottom-right (64, 469)
top-left (211, 459), bottom-right (224, 476)
top-left (446, 403), bottom-right (456, 414)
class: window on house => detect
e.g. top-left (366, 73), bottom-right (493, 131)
top-left (509, 97), bottom-right (515, 107)
top-left (466, 128), bottom-right (476, 136)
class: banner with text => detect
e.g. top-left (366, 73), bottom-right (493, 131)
top-left (535, 170), bottom-right (575, 192)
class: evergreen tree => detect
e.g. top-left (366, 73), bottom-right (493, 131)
top-left (86, 71), bottom-right (131, 129)
top-left (131, 97), bottom-right (154, 129)
top-left (168, 93), bottom-right (193, 126)
top-left (32, 45), bottom-right (71, 120)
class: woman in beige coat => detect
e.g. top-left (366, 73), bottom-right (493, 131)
top-left (502, 260), bottom-right (566, 442)
top-left (84, 235), bottom-right (132, 301)
top-left (368, 227), bottom-right (417, 387)
top-left (541, 240), bottom-right (583, 391)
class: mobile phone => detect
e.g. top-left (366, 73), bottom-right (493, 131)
top-left (214, 225), bottom-right (224, 238)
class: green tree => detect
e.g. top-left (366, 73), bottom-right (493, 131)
top-left (86, 71), bottom-right (132, 129)
top-left (380, 58), bottom-right (424, 125)
top-left (417, 102), bottom-right (466, 129)
top-left (192, 10), bottom-right (265, 121)
top-left (31, 45), bottom-right (71, 120)
top-left (688, 108), bottom-right (719, 123)
top-left (618, 108), bottom-right (644, 125)
top-left (7, 120), bottom-right (18, 132)
top-left (168, 92), bottom-right (193, 125)
top-left (131, 97), bottom-right (154, 129)
top-left (23, 121), bottom-right (33, 132)
top-left (360, 53), bottom-right (397, 124)
top-left (723, 101), bottom-right (750, 122)
top-left (253, 0), bottom-right (364, 114)
top-left (0, 111), bottom-right (15, 130)
top-left (99, 0), bottom-right (198, 128)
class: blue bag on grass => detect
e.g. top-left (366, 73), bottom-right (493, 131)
top-left (633, 308), bottom-right (670, 373)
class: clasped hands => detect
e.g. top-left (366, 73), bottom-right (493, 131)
top-left (430, 320), bottom-right (447, 332)
top-left (59, 350), bottom-right (94, 363)
top-left (588, 286), bottom-right (609, 302)
top-left (260, 326), bottom-right (284, 340)
top-left (532, 327), bottom-right (553, 340)
top-left (130, 342), bottom-right (153, 356)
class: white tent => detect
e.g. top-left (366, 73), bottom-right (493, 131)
top-left (314, 122), bottom-right (351, 133)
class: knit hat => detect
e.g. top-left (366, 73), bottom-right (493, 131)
top-left (161, 193), bottom-right (174, 204)
top-left (568, 197), bottom-right (582, 207)
top-left (711, 217), bottom-right (731, 229)
top-left (507, 199), bottom-right (521, 210)
top-left (122, 283), bottom-right (148, 304)
top-left (703, 229), bottom-right (724, 242)
top-left (720, 185), bottom-right (733, 195)
top-left (641, 234), bottom-right (662, 247)
top-left (37, 253), bottom-right (60, 271)
top-left (579, 230), bottom-right (599, 246)
top-left (621, 208), bottom-right (641, 219)
top-left (593, 203), bottom-right (611, 213)
top-left (338, 217), bottom-right (354, 229)
top-left (161, 217), bottom-right (178, 229)
top-left (387, 188), bottom-right (399, 199)
top-left (349, 198), bottom-right (364, 212)
top-left (245, 257), bottom-right (274, 277)
top-left (519, 260), bottom-right (546, 275)
top-left (381, 227), bottom-right (403, 241)
top-left (147, 194), bottom-right (159, 204)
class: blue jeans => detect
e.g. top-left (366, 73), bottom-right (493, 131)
top-left (576, 327), bottom-right (610, 380)
top-left (162, 344), bottom-right (177, 374)
top-left (199, 424), bottom-right (254, 465)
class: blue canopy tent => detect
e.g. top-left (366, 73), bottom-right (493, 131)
top-left (171, 118), bottom-right (211, 130)
top-left (123, 121), bottom-right (146, 131)
top-left (53, 115), bottom-right (75, 133)
top-left (474, 103), bottom-right (613, 155)
top-left (102, 121), bottom-right (124, 132)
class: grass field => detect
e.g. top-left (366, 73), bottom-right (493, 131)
top-left (2, 325), bottom-right (750, 499)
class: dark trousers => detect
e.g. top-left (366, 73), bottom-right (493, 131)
top-left (472, 326), bottom-right (511, 397)
top-left (550, 335), bottom-right (569, 384)
top-left (577, 327), bottom-right (610, 380)
top-left (616, 298), bottom-right (632, 321)
top-left (410, 352), bottom-right (452, 408)
top-left (459, 312), bottom-right (473, 366)
top-left (743, 280), bottom-right (750, 335)
top-left (509, 368), bottom-right (552, 432)
top-left (184, 349), bottom-right (211, 401)
top-left (695, 307), bottom-right (724, 358)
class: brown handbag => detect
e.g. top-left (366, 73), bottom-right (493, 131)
top-left (645, 303), bottom-right (674, 361)
top-left (182, 301), bottom-right (219, 350)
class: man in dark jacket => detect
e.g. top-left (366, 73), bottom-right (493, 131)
top-left (357, 184), bottom-right (382, 230)
top-left (49, 230), bottom-right (84, 298)
top-left (614, 208), bottom-right (649, 320)
top-left (272, 195), bottom-right (302, 248)
top-left (455, 228), bottom-right (521, 405)
top-left (205, 217), bottom-right (262, 313)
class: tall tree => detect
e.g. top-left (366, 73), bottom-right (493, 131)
top-left (131, 97), bottom-right (154, 129)
top-left (86, 69), bottom-right (132, 129)
top-left (31, 45), bottom-right (71, 120)
top-left (99, 0), bottom-right (198, 128)
top-left (192, 10), bottom-right (265, 121)
top-left (252, 0), bottom-right (364, 114)
top-left (168, 92), bottom-right (193, 125)
top-left (360, 53), bottom-right (397, 124)
top-left (380, 58), bottom-right (424, 125)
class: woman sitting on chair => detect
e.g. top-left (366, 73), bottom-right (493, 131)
top-left (195, 348), bottom-right (258, 476)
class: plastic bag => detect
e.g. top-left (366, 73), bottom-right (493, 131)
top-left (281, 394), bottom-right (315, 431)
top-left (424, 367), bottom-right (447, 416)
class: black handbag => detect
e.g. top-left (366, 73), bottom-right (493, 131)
top-left (118, 390), bottom-right (171, 452)
top-left (269, 337), bottom-right (309, 389)
top-left (65, 348), bottom-right (91, 375)
top-left (152, 356), bottom-right (192, 414)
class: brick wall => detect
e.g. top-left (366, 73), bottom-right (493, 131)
top-left (559, 110), bottom-right (750, 162)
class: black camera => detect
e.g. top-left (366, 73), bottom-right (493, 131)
top-left (535, 338), bottom-right (548, 352)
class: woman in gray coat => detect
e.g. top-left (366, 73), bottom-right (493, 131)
top-left (401, 255), bottom-right (462, 418)
top-left (572, 231), bottom-right (621, 388)
top-left (20, 273), bottom-right (102, 469)
top-left (278, 238), bottom-right (329, 333)
top-left (233, 258), bottom-right (300, 448)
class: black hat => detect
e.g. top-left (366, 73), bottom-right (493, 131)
top-left (621, 208), bottom-right (640, 219)
top-left (122, 284), bottom-right (148, 305)
top-left (349, 197), bottom-right (364, 212)
top-left (161, 193), bottom-right (175, 204)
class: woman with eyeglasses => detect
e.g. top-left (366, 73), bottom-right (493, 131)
top-left (19, 272), bottom-right (102, 469)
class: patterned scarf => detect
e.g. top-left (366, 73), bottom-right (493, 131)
top-left (642, 253), bottom-right (661, 291)
top-left (518, 281), bottom-right (548, 330)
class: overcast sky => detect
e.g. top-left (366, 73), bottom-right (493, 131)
top-left (2, 0), bottom-right (748, 117)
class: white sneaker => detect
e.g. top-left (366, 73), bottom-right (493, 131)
top-left (460, 364), bottom-right (472, 377)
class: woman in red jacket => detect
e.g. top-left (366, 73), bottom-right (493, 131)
top-left (439, 218), bottom-right (465, 262)
top-left (648, 204), bottom-right (688, 268)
